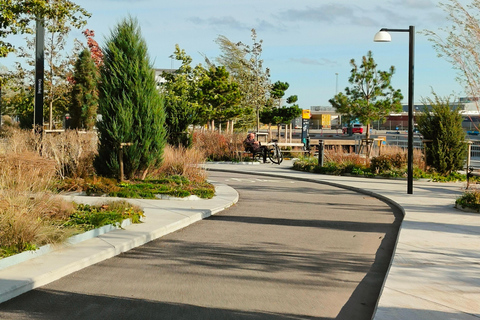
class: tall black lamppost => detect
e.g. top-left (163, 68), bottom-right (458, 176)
top-left (374, 26), bottom-right (415, 195)
top-left (34, 18), bottom-right (45, 131)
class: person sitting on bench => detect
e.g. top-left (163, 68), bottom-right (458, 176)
top-left (243, 132), bottom-right (267, 163)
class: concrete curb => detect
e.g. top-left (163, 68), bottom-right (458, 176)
top-left (0, 182), bottom-right (239, 304)
top-left (204, 162), bottom-right (480, 320)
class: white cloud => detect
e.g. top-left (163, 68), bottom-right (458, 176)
top-left (189, 16), bottom-right (247, 30)
top-left (392, 0), bottom-right (435, 9)
top-left (290, 57), bottom-right (338, 67)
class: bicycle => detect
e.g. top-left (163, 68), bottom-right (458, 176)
top-left (265, 139), bottom-right (283, 165)
top-left (244, 138), bottom-right (283, 164)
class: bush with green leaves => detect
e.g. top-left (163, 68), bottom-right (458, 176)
top-left (292, 156), bottom-right (318, 172)
top-left (370, 153), bottom-right (406, 173)
top-left (455, 191), bottom-right (480, 212)
top-left (64, 201), bottom-right (145, 232)
top-left (96, 16), bottom-right (166, 180)
top-left (417, 94), bottom-right (467, 175)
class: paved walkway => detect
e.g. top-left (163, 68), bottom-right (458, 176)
top-left (0, 160), bottom-right (479, 319)
top-left (205, 161), bottom-right (480, 320)
top-left (0, 183), bottom-right (238, 305)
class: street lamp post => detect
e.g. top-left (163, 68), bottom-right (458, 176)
top-left (336, 73), bottom-right (340, 128)
top-left (374, 26), bottom-right (415, 195)
top-left (34, 18), bottom-right (45, 132)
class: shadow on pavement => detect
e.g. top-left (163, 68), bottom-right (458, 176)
top-left (209, 215), bottom-right (394, 233)
top-left (336, 201), bottom-right (403, 320)
top-left (0, 289), bottom-right (333, 320)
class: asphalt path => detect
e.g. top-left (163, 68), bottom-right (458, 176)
top-left (0, 171), bottom-right (402, 320)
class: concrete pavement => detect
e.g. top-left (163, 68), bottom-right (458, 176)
top-left (0, 160), bottom-right (479, 319)
top-left (0, 182), bottom-right (239, 305)
top-left (205, 160), bottom-right (480, 320)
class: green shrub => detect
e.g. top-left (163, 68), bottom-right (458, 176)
top-left (292, 156), bottom-right (317, 172)
top-left (351, 166), bottom-right (366, 175)
top-left (84, 177), bottom-right (121, 196)
top-left (455, 191), bottom-right (480, 212)
top-left (417, 94), bottom-right (467, 175)
top-left (370, 153), bottom-right (406, 173)
top-left (64, 201), bottom-right (145, 231)
top-left (313, 161), bottom-right (341, 174)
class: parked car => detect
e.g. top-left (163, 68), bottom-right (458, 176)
top-left (342, 124), bottom-right (363, 134)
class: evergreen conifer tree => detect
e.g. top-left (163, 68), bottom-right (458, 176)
top-left (70, 48), bottom-right (99, 130)
top-left (417, 94), bottom-right (467, 175)
top-left (95, 16), bottom-right (166, 179)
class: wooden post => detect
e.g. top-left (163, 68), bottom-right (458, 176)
top-left (467, 141), bottom-right (472, 189)
top-left (318, 140), bottom-right (324, 167)
top-left (422, 139), bottom-right (433, 172)
top-left (119, 142), bottom-right (133, 181)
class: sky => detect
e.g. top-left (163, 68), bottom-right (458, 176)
top-left (0, 0), bottom-right (468, 108)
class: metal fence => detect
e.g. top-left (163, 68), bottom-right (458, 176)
top-left (471, 142), bottom-right (480, 159)
top-left (384, 134), bottom-right (425, 149)
top-left (354, 134), bottom-right (424, 156)
top-left (353, 135), bottom-right (480, 161)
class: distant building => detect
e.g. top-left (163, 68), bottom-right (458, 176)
top-left (154, 69), bottom-right (176, 88)
top-left (305, 97), bottom-right (480, 130)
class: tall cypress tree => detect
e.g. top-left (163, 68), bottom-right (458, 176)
top-left (70, 48), bottom-right (99, 130)
top-left (95, 16), bottom-right (166, 179)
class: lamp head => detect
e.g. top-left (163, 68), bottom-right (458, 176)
top-left (374, 30), bottom-right (391, 42)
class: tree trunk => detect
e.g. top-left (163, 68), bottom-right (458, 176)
top-left (49, 100), bottom-right (53, 130)
top-left (141, 168), bottom-right (149, 180)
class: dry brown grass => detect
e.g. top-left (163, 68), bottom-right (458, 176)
top-left (0, 128), bottom-right (97, 257)
top-left (41, 130), bottom-right (98, 179)
top-left (150, 145), bottom-right (207, 183)
top-left (324, 147), bottom-right (369, 166)
top-left (322, 144), bottom-right (425, 170)
top-left (192, 130), bottom-right (244, 161)
top-left (0, 152), bottom-right (57, 192)
top-left (0, 128), bottom-right (98, 179)
top-left (378, 145), bottom-right (425, 169)
top-left (0, 128), bottom-right (214, 256)
top-left (0, 193), bottom-right (76, 255)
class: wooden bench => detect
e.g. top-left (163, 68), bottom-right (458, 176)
top-left (234, 150), bottom-right (265, 162)
top-left (275, 142), bottom-right (305, 148)
top-left (281, 149), bottom-right (312, 156)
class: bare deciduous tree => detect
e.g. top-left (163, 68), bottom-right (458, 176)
top-left (424, 0), bottom-right (480, 100)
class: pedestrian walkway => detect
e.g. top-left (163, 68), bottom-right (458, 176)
top-left (204, 160), bottom-right (480, 320)
top-left (0, 183), bottom-right (239, 305)
top-left (0, 160), bottom-right (479, 320)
